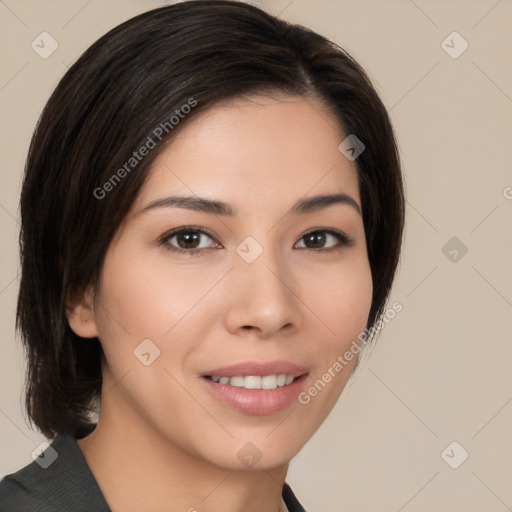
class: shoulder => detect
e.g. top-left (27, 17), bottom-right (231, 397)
top-left (0, 426), bottom-right (110, 512)
top-left (0, 459), bottom-right (50, 512)
top-left (0, 439), bottom-right (65, 511)
top-left (282, 481), bottom-right (307, 512)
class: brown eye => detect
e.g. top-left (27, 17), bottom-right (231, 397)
top-left (173, 230), bottom-right (203, 249)
top-left (295, 229), bottom-right (351, 252)
top-left (160, 227), bottom-right (219, 255)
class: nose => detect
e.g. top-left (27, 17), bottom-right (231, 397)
top-left (223, 241), bottom-right (303, 339)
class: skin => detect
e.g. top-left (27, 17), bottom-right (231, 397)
top-left (69, 93), bottom-right (373, 512)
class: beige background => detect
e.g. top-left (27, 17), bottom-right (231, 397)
top-left (1, 0), bottom-right (511, 510)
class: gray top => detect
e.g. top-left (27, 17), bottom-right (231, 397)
top-left (0, 423), bottom-right (306, 511)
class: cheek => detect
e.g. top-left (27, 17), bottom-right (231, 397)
top-left (95, 243), bottom-right (373, 359)
top-left (306, 256), bottom-right (373, 350)
top-left (296, 258), bottom-right (372, 423)
top-left (95, 251), bottom-right (215, 341)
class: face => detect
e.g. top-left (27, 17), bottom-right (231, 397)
top-left (78, 93), bottom-right (372, 470)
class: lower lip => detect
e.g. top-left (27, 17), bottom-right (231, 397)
top-left (200, 374), bottom-right (308, 415)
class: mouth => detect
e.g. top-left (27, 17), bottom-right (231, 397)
top-left (199, 361), bottom-right (309, 415)
top-left (203, 373), bottom-right (303, 390)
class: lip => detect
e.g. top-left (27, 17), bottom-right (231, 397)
top-left (200, 360), bottom-right (309, 415)
top-left (202, 360), bottom-right (309, 378)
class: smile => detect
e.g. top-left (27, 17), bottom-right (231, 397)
top-left (200, 360), bottom-right (309, 414)
top-left (205, 374), bottom-right (296, 390)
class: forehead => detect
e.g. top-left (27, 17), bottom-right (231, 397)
top-left (130, 93), bottom-right (360, 215)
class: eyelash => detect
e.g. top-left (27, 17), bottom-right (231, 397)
top-left (158, 226), bottom-right (352, 256)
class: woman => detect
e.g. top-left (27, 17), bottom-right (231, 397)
top-left (0, 1), bottom-right (404, 510)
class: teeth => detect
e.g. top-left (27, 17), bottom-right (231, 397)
top-left (261, 375), bottom-right (276, 390)
top-left (229, 376), bottom-right (245, 387)
top-left (209, 374), bottom-right (297, 390)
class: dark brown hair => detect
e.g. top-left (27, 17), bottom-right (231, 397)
top-left (17, 0), bottom-right (405, 439)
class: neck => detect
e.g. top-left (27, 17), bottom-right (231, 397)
top-left (77, 388), bottom-right (288, 512)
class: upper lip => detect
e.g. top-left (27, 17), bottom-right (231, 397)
top-left (202, 360), bottom-right (309, 378)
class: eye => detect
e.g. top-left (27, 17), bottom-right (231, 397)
top-left (159, 227), bottom-right (220, 256)
top-left (158, 226), bottom-right (352, 256)
top-left (295, 229), bottom-right (351, 252)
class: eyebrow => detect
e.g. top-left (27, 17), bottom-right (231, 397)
top-left (137, 192), bottom-right (361, 217)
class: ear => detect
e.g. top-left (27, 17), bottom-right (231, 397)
top-left (66, 286), bottom-right (99, 338)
